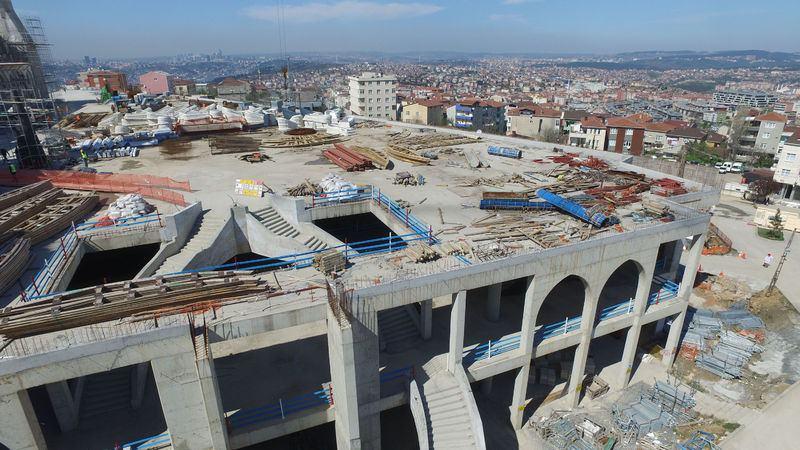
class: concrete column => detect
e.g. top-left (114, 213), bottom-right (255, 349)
top-left (480, 376), bottom-right (493, 396)
top-left (327, 303), bottom-right (381, 450)
top-left (566, 284), bottom-right (600, 408)
top-left (46, 379), bottom-right (81, 432)
top-left (131, 362), bottom-right (149, 410)
top-left (509, 364), bottom-right (530, 429)
top-left (518, 276), bottom-right (536, 355)
top-left (447, 290), bottom-right (467, 373)
top-left (152, 350), bottom-right (229, 450)
top-left (662, 232), bottom-right (706, 367)
top-left (618, 256), bottom-right (656, 389)
top-left (420, 299), bottom-right (432, 340)
top-left (485, 283), bottom-right (502, 322)
top-left (668, 240), bottom-right (684, 278)
top-left (0, 390), bottom-right (47, 450)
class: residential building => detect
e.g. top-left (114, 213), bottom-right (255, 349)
top-left (713, 89), bottom-right (777, 108)
top-left (567, 116), bottom-right (607, 150)
top-left (644, 122), bottom-right (676, 151)
top-left (138, 70), bottom-right (174, 95)
top-left (173, 79), bottom-right (196, 96)
top-left (216, 78), bottom-right (251, 99)
top-left (505, 106), bottom-right (561, 141)
top-left (665, 127), bottom-right (708, 150)
top-left (605, 118), bottom-right (645, 155)
top-left (401, 99), bottom-right (446, 126)
top-left (83, 70), bottom-right (128, 93)
top-left (736, 111), bottom-right (786, 156)
top-left (348, 72), bottom-right (398, 119)
top-left (454, 99), bottom-right (505, 134)
top-left (773, 133), bottom-right (800, 201)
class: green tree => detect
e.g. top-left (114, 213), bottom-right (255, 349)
top-left (769, 209), bottom-right (784, 239)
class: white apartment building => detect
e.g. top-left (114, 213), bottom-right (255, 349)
top-left (774, 134), bottom-right (800, 201)
top-left (348, 72), bottom-right (398, 119)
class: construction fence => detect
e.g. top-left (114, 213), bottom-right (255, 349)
top-left (630, 156), bottom-right (724, 188)
top-left (0, 170), bottom-right (191, 206)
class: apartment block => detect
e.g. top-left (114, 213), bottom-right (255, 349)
top-left (401, 99), bottom-right (446, 126)
top-left (567, 116), bottom-right (606, 150)
top-left (452, 99), bottom-right (506, 134)
top-left (82, 70), bottom-right (128, 93)
top-left (737, 111), bottom-right (786, 156)
top-left (506, 105), bottom-right (561, 140)
top-left (348, 72), bottom-right (398, 119)
top-left (713, 89), bottom-right (777, 108)
top-left (605, 118), bottom-right (645, 155)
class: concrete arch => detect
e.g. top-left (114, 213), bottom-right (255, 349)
top-left (594, 259), bottom-right (646, 324)
top-left (532, 274), bottom-right (591, 330)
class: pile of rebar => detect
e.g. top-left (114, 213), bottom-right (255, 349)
top-left (0, 271), bottom-right (271, 339)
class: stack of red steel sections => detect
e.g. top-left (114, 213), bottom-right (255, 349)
top-left (323, 144), bottom-right (375, 171)
top-left (650, 178), bottom-right (688, 197)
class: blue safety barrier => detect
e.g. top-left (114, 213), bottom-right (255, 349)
top-left (479, 198), bottom-right (554, 211)
top-left (23, 230), bottom-right (80, 301)
top-left (227, 385), bottom-right (333, 430)
top-left (463, 334), bottom-right (522, 364)
top-left (115, 431), bottom-right (171, 450)
top-left (308, 186), bottom-right (373, 208)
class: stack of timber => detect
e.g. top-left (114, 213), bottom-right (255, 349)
top-left (349, 145), bottom-right (390, 169)
top-left (0, 181), bottom-right (53, 211)
top-left (323, 144), bottom-right (374, 171)
top-left (439, 240), bottom-right (472, 257)
top-left (0, 272), bottom-right (272, 339)
top-left (9, 192), bottom-right (98, 245)
top-left (641, 198), bottom-right (670, 216)
top-left (389, 133), bottom-right (475, 150)
top-left (287, 180), bottom-right (322, 197)
top-left (208, 134), bottom-right (262, 155)
top-left (405, 242), bottom-right (440, 263)
top-left (0, 188), bottom-right (65, 243)
top-left (261, 132), bottom-right (343, 149)
top-left (386, 145), bottom-right (431, 165)
top-left (313, 249), bottom-right (346, 274)
top-left (0, 236), bottom-right (30, 294)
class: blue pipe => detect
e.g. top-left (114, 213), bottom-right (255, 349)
top-left (535, 188), bottom-right (609, 228)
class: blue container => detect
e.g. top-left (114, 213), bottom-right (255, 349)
top-left (487, 146), bottom-right (523, 159)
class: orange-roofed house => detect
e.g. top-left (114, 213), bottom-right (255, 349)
top-left (568, 116), bottom-right (607, 150)
top-left (644, 122), bottom-right (676, 150)
top-left (605, 117), bottom-right (646, 155)
top-left (401, 99), bottom-right (446, 126)
top-left (505, 105), bottom-right (561, 141)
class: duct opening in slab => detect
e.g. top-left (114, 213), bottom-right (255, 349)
top-left (313, 212), bottom-right (406, 254)
top-left (67, 243), bottom-right (160, 290)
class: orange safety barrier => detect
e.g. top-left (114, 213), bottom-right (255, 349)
top-left (0, 170), bottom-right (190, 206)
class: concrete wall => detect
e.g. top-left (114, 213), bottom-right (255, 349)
top-left (136, 202), bottom-right (203, 278)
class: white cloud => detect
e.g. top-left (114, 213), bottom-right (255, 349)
top-left (244, 1), bottom-right (443, 23)
top-left (489, 13), bottom-right (526, 23)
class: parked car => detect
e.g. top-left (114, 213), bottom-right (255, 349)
top-left (719, 162), bottom-right (733, 173)
top-left (730, 162), bottom-right (744, 173)
top-left (714, 162), bottom-right (724, 169)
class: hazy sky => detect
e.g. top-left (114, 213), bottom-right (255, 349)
top-left (15, 0), bottom-right (800, 59)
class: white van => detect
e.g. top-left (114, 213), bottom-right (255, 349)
top-left (719, 162), bottom-right (733, 173)
top-left (730, 162), bottom-right (744, 173)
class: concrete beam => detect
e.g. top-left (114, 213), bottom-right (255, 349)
top-left (509, 364), bottom-right (530, 430)
top-left (447, 290), bottom-right (466, 373)
top-left (485, 283), bottom-right (502, 322)
top-left (0, 390), bottom-right (47, 450)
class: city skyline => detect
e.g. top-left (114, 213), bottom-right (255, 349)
top-left (16, 0), bottom-right (800, 59)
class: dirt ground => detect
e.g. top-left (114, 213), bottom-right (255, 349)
top-left (692, 273), bottom-right (752, 310)
top-left (674, 414), bottom-right (740, 443)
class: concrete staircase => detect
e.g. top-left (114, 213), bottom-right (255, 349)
top-left (416, 358), bottom-right (484, 449)
top-left (79, 368), bottom-right (131, 421)
top-left (378, 307), bottom-right (421, 353)
top-left (250, 206), bottom-right (328, 252)
top-left (155, 214), bottom-right (226, 275)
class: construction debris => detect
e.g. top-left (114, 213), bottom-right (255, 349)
top-left (313, 249), bottom-right (347, 274)
top-left (287, 180), bottom-right (323, 197)
top-left (585, 375), bottom-right (610, 399)
top-left (393, 171), bottom-right (421, 186)
top-left (405, 242), bottom-right (440, 263)
top-left (105, 194), bottom-right (155, 220)
top-left (238, 152), bottom-right (272, 163)
top-left (208, 134), bottom-right (263, 155)
top-left (612, 380), bottom-right (697, 439)
top-left (261, 132), bottom-right (343, 149)
top-left (702, 223), bottom-right (732, 255)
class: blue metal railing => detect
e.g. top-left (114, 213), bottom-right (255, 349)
top-left (372, 188), bottom-right (435, 243)
top-left (463, 282), bottom-right (682, 366)
top-left (23, 230), bottom-right (80, 301)
top-left (74, 213), bottom-right (163, 234)
top-left (380, 366), bottom-right (413, 384)
top-left (227, 384), bottom-right (333, 430)
top-left (115, 431), bottom-right (171, 450)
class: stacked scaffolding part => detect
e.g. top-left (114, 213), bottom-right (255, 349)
top-left (535, 188), bottom-right (610, 227)
top-left (487, 145), bottom-right (522, 159)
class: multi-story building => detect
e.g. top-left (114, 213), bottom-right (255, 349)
top-left (173, 79), bottom-right (196, 97)
top-left (736, 111), bottom-right (786, 157)
top-left (82, 70), bottom-right (128, 93)
top-left (348, 72), bottom-right (397, 119)
top-left (567, 116), bottom-right (606, 150)
top-left (773, 133), bottom-right (800, 197)
top-left (713, 89), bottom-right (777, 108)
top-left (216, 78), bottom-right (251, 100)
top-left (644, 122), bottom-right (676, 151)
top-left (505, 105), bottom-right (561, 140)
top-left (605, 117), bottom-right (645, 155)
top-left (401, 99), bottom-right (446, 126)
top-left (139, 71), bottom-right (174, 95)
top-left (453, 99), bottom-right (506, 134)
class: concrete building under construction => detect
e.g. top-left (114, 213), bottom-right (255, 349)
top-left (0, 121), bottom-right (713, 450)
